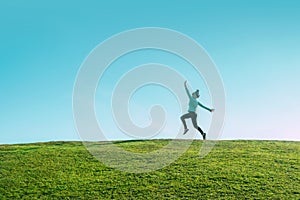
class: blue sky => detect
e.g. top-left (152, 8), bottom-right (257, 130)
top-left (0, 0), bottom-right (299, 144)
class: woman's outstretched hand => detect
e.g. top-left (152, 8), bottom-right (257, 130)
top-left (211, 108), bottom-right (215, 112)
top-left (184, 81), bottom-right (187, 88)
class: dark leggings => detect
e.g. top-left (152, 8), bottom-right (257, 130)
top-left (180, 112), bottom-right (204, 134)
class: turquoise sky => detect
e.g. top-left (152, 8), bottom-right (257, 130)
top-left (1, 0), bottom-right (300, 144)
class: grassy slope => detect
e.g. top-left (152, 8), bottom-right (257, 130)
top-left (0, 140), bottom-right (299, 199)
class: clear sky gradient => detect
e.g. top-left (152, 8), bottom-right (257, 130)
top-left (0, 0), bottom-right (299, 144)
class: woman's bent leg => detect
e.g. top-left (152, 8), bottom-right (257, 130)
top-left (180, 113), bottom-right (191, 130)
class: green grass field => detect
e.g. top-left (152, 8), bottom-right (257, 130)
top-left (0, 140), bottom-right (299, 199)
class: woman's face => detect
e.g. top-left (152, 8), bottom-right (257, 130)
top-left (192, 93), bottom-right (199, 99)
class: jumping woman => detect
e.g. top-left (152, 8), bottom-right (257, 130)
top-left (180, 81), bottom-right (214, 140)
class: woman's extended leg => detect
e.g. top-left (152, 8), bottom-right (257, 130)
top-left (191, 112), bottom-right (206, 140)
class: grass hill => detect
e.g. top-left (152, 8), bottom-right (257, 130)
top-left (0, 140), bottom-right (299, 199)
